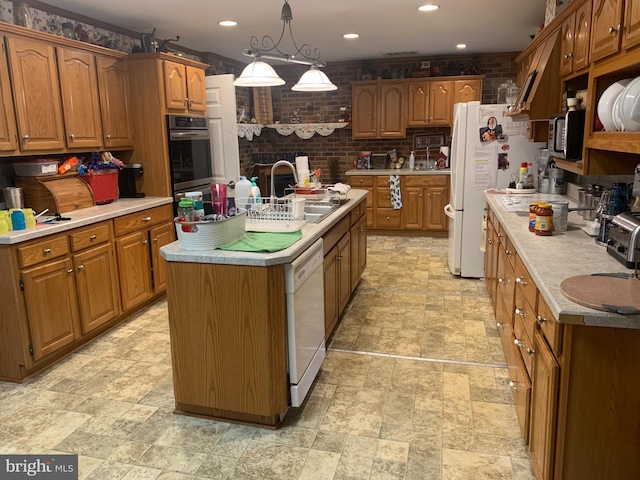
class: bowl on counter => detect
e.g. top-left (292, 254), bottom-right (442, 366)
top-left (13, 159), bottom-right (59, 177)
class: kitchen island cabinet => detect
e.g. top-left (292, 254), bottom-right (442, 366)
top-left (160, 190), bottom-right (368, 428)
top-left (0, 197), bottom-right (173, 383)
top-left (485, 193), bottom-right (640, 480)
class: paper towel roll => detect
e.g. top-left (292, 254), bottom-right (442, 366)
top-left (295, 156), bottom-right (309, 172)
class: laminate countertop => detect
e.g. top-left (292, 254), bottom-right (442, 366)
top-left (0, 197), bottom-right (173, 245)
top-left (345, 169), bottom-right (450, 176)
top-left (160, 189), bottom-right (369, 267)
top-left (486, 191), bottom-right (640, 329)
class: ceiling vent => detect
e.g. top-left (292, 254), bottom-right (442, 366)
top-left (382, 51), bottom-right (419, 57)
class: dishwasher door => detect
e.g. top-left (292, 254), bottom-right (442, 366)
top-left (285, 238), bottom-right (325, 406)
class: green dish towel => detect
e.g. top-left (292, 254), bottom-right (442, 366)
top-left (218, 230), bottom-right (302, 252)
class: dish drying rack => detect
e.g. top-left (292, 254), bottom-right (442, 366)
top-left (245, 196), bottom-right (306, 232)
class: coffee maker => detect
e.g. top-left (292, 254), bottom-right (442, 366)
top-left (118, 164), bottom-right (145, 198)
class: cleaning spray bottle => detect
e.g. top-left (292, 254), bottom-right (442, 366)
top-left (250, 177), bottom-right (262, 206)
top-left (235, 175), bottom-right (252, 209)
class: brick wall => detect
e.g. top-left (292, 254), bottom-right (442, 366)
top-left (233, 52), bottom-right (520, 183)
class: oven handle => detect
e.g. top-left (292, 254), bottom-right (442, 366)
top-left (170, 131), bottom-right (210, 141)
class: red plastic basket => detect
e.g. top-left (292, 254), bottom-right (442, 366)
top-left (80, 169), bottom-right (119, 204)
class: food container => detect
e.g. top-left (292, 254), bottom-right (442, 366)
top-left (175, 210), bottom-right (246, 250)
top-left (13, 159), bottom-right (59, 177)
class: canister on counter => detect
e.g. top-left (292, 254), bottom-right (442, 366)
top-left (549, 166), bottom-right (565, 194)
top-left (549, 201), bottom-right (568, 232)
top-left (534, 203), bottom-right (554, 236)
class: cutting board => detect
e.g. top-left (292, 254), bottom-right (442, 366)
top-left (560, 275), bottom-right (640, 312)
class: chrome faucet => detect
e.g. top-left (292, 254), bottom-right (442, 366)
top-left (270, 160), bottom-right (298, 198)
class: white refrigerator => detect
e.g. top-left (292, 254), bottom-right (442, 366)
top-left (444, 101), bottom-right (545, 278)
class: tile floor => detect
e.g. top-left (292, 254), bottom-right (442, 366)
top-left (0, 235), bottom-right (535, 480)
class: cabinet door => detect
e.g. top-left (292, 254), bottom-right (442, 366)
top-left (453, 79), bottom-right (482, 105)
top-left (379, 82), bottom-right (406, 137)
top-left (349, 222), bottom-right (360, 293)
top-left (423, 186), bottom-right (448, 231)
top-left (96, 56), bottom-right (134, 148)
top-left (150, 222), bottom-right (174, 294)
top-left (57, 47), bottom-right (103, 149)
top-left (323, 247), bottom-right (339, 338)
top-left (559, 14), bottom-right (576, 76)
top-left (0, 42), bottom-right (17, 152)
top-left (402, 186), bottom-right (424, 229)
top-left (22, 257), bottom-right (79, 361)
top-left (623, 0), bottom-right (640, 49)
top-left (529, 330), bottom-right (560, 480)
top-left (185, 66), bottom-right (207, 114)
top-left (357, 214), bottom-right (367, 280)
top-left (6, 36), bottom-right (65, 151)
top-left (591, 0), bottom-right (624, 62)
top-left (163, 60), bottom-right (188, 112)
top-left (485, 220), bottom-right (498, 309)
top-left (352, 83), bottom-right (378, 138)
top-left (573, 1), bottom-right (591, 71)
top-left (428, 80), bottom-right (452, 125)
top-left (408, 81), bottom-right (429, 126)
top-left (73, 243), bottom-right (120, 334)
top-left (337, 234), bottom-right (351, 313)
top-left (115, 230), bottom-right (153, 311)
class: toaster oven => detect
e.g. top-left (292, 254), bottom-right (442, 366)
top-left (548, 110), bottom-right (586, 161)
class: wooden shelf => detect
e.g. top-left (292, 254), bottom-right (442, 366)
top-left (586, 132), bottom-right (640, 154)
top-left (552, 157), bottom-right (584, 175)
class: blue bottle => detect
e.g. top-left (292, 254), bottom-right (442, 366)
top-left (10, 209), bottom-right (26, 230)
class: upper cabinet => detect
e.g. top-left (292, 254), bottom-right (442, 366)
top-left (163, 60), bottom-right (207, 114)
top-left (408, 79), bottom-right (452, 126)
top-left (453, 79), bottom-right (483, 105)
top-left (96, 56), bottom-right (134, 149)
top-left (0, 42), bottom-right (17, 152)
top-left (5, 36), bottom-right (66, 151)
top-left (57, 47), bottom-right (103, 149)
top-left (352, 80), bottom-right (406, 139)
top-left (591, 0), bottom-right (640, 62)
top-left (622, 0), bottom-right (640, 49)
top-left (559, 1), bottom-right (591, 76)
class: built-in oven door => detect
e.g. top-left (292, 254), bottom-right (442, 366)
top-left (168, 129), bottom-right (214, 192)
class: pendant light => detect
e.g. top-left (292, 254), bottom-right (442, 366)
top-left (233, 0), bottom-right (336, 92)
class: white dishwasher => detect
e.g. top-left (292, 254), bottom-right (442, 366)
top-left (285, 237), bottom-right (325, 407)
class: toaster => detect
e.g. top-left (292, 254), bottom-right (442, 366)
top-left (607, 212), bottom-right (640, 268)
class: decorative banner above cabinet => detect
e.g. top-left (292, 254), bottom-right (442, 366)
top-left (237, 122), bottom-right (350, 140)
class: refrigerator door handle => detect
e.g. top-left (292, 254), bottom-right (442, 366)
top-left (444, 203), bottom-right (455, 219)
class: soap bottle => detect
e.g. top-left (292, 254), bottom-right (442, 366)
top-left (10, 208), bottom-right (26, 230)
top-left (250, 177), bottom-right (262, 206)
top-left (409, 151), bottom-right (415, 170)
top-left (235, 175), bottom-right (252, 209)
top-left (24, 208), bottom-right (36, 228)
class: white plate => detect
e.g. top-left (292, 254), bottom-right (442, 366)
top-left (618, 76), bottom-right (640, 132)
top-left (613, 92), bottom-right (624, 131)
top-left (597, 78), bottom-right (633, 132)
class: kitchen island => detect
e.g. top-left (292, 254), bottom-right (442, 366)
top-left (160, 190), bottom-right (368, 428)
top-left (485, 191), bottom-right (640, 480)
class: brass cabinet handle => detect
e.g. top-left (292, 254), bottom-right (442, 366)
top-left (419, 193), bottom-right (423, 197)
top-left (515, 307), bottom-right (527, 318)
top-left (564, 52), bottom-right (574, 59)
top-left (386, 216), bottom-right (390, 220)
top-left (69, 133), bottom-right (75, 140)
top-left (23, 134), bottom-right (30, 140)
top-left (609, 25), bottom-right (621, 34)
top-left (505, 249), bottom-right (512, 255)
top-left (498, 278), bottom-right (508, 284)
top-left (141, 217), bottom-right (152, 221)
top-left (143, 239), bottom-right (148, 245)
top-left (67, 268), bottom-right (73, 274)
top-left (514, 338), bottom-right (534, 355)
top-left (359, 226), bottom-right (364, 232)
top-left (488, 239), bottom-right (494, 245)
top-left (106, 134), bottom-right (111, 139)
top-left (536, 316), bottom-right (547, 325)
top-left (90, 235), bottom-right (97, 240)
top-left (496, 322), bottom-right (503, 329)
top-left (43, 248), bottom-right (51, 254)
top-left (153, 237), bottom-right (158, 242)
top-left (77, 264), bottom-right (84, 271)
top-left (509, 380), bottom-right (520, 391)
top-left (515, 277), bottom-right (527, 286)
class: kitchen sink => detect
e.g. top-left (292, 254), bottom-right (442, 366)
top-left (303, 202), bottom-right (337, 224)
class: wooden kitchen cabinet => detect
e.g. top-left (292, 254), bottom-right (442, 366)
top-left (591, 0), bottom-right (625, 62)
top-left (349, 201), bottom-right (367, 292)
top-left (96, 56), bottom-right (134, 149)
top-left (323, 233), bottom-right (352, 338)
top-left (484, 215), bottom-right (498, 311)
top-left (559, 0), bottom-right (591, 76)
top-left (352, 81), bottom-right (406, 138)
top-left (149, 222), bottom-right (174, 294)
top-left (453, 79), bottom-right (483, 106)
top-left (163, 60), bottom-right (207, 114)
top-left (57, 46), bottom-right (103, 149)
top-left (5, 35), bottom-right (66, 151)
top-left (401, 176), bottom-right (449, 231)
top-left (408, 79), bottom-right (452, 126)
top-left (423, 186), bottom-right (448, 231)
top-left (0, 42), bottom-right (17, 152)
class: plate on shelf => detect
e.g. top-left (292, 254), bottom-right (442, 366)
top-left (618, 76), bottom-right (640, 132)
top-left (612, 93), bottom-right (625, 131)
top-left (597, 78), bottom-right (632, 132)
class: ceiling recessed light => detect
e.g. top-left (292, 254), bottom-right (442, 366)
top-left (418, 4), bottom-right (440, 12)
top-left (219, 20), bottom-right (237, 27)
top-left (343, 33), bottom-right (360, 39)
top-left (457, 44), bottom-right (467, 49)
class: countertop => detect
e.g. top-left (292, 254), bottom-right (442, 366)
top-left (160, 190), bottom-right (368, 267)
top-left (345, 169), bottom-right (450, 176)
top-left (0, 197), bottom-right (173, 245)
top-left (486, 192), bottom-right (640, 329)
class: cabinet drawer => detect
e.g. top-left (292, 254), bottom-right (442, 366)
top-left (375, 208), bottom-right (401, 229)
top-left (114, 204), bottom-right (173, 237)
top-left (536, 294), bottom-right (563, 356)
top-left (323, 215), bottom-right (350, 256)
top-left (376, 189), bottom-right (392, 208)
top-left (18, 235), bottom-right (69, 268)
top-left (350, 202), bottom-right (364, 225)
top-left (69, 222), bottom-right (112, 252)
top-left (515, 255), bottom-right (538, 312)
top-left (504, 239), bottom-right (516, 271)
top-left (513, 309), bottom-right (534, 378)
top-left (515, 287), bottom-right (536, 349)
top-left (404, 175), bottom-right (448, 188)
top-left (349, 176), bottom-right (373, 187)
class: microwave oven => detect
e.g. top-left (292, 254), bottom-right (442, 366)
top-left (548, 110), bottom-right (586, 161)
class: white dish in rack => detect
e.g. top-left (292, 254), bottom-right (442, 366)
top-left (617, 76), bottom-right (640, 132)
top-left (597, 78), bottom-right (632, 132)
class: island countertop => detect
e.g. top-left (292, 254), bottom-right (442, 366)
top-left (486, 191), bottom-right (640, 329)
top-left (160, 190), bottom-right (368, 267)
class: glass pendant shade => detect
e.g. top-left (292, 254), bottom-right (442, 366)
top-left (233, 59), bottom-right (285, 87)
top-left (291, 66), bottom-right (337, 92)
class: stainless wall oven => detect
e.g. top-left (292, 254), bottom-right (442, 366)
top-left (167, 115), bottom-right (213, 205)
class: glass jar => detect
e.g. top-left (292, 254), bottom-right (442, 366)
top-left (529, 201), bottom-right (542, 232)
top-left (12, 2), bottom-right (33, 29)
top-left (534, 203), bottom-right (553, 236)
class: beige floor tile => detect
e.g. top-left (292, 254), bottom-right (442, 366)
top-left (298, 449), bottom-right (341, 480)
top-left (230, 440), bottom-right (308, 480)
top-left (442, 449), bottom-right (514, 480)
top-left (136, 445), bottom-right (207, 474)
